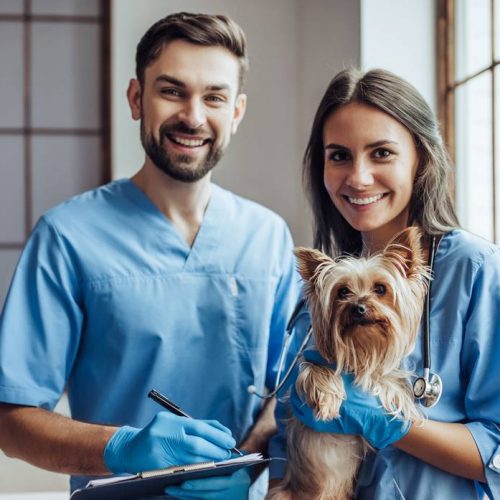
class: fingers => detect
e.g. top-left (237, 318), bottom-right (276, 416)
top-left (164, 470), bottom-right (250, 499)
top-left (182, 434), bottom-right (232, 461)
top-left (183, 419), bottom-right (236, 451)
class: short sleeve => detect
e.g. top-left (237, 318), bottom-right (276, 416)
top-left (461, 248), bottom-right (500, 498)
top-left (0, 216), bottom-right (83, 409)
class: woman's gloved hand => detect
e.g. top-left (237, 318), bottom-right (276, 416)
top-left (104, 411), bottom-right (236, 474)
top-left (164, 468), bottom-right (251, 499)
top-left (291, 350), bottom-right (411, 449)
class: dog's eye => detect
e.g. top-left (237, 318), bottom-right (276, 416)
top-left (373, 283), bottom-right (386, 295)
top-left (337, 286), bottom-right (350, 298)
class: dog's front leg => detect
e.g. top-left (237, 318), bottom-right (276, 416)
top-left (295, 362), bottom-right (345, 421)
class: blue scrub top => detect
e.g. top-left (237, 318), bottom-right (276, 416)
top-left (269, 229), bottom-right (500, 499)
top-left (0, 179), bottom-right (300, 492)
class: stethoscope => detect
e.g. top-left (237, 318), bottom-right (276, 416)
top-left (247, 299), bottom-right (313, 399)
top-left (249, 236), bottom-right (443, 408)
top-left (411, 235), bottom-right (443, 408)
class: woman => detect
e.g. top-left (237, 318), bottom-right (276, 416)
top-left (268, 68), bottom-right (500, 499)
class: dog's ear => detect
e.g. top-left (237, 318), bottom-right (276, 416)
top-left (294, 247), bottom-right (333, 282)
top-left (383, 227), bottom-right (425, 278)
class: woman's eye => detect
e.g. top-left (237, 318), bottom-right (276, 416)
top-left (373, 148), bottom-right (392, 159)
top-left (328, 150), bottom-right (350, 162)
top-left (337, 286), bottom-right (351, 298)
top-left (373, 283), bottom-right (387, 296)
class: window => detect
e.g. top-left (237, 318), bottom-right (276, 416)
top-left (0, 0), bottom-right (111, 306)
top-left (439, 0), bottom-right (499, 243)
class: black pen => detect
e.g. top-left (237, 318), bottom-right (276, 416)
top-left (148, 389), bottom-right (244, 456)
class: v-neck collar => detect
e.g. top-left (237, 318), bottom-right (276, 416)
top-left (120, 178), bottom-right (227, 271)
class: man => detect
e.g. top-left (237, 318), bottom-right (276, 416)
top-left (0, 12), bottom-right (298, 498)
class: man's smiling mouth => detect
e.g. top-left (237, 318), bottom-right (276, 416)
top-left (167, 135), bottom-right (211, 147)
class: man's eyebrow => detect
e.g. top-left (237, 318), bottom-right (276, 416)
top-left (206, 84), bottom-right (230, 92)
top-left (154, 74), bottom-right (186, 87)
top-left (154, 75), bottom-right (231, 92)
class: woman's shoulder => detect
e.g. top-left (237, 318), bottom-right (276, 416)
top-left (438, 229), bottom-right (500, 271)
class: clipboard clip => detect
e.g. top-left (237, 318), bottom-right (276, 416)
top-left (141, 460), bottom-right (216, 478)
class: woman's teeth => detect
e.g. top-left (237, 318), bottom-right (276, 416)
top-left (348, 194), bottom-right (384, 205)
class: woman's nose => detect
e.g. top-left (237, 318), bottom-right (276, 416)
top-left (346, 158), bottom-right (374, 189)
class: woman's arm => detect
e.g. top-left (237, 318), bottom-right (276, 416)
top-left (394, 419), bottom-right (485, 482)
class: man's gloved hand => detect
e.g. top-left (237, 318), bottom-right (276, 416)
top-left (164, 468), bottom-right (251, 499)
top-left (291, 349), bottom-right (411, 449)
top-left (104, 411), bottom-right (236, 474)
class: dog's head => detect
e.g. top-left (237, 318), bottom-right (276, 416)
top-left (295, 227), bottom-right (430, 378)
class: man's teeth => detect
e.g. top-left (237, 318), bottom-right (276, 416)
top-left (172, 136), bottom-right (205, 147)
top-left (348, 194), bottom-right (384, 205)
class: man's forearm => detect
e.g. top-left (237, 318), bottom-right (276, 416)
top-left (0, 403), bottom-right (116, 475)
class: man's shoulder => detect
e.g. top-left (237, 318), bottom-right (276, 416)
top-left (42, 179), bottom-right (128, 228)
top-left (215, 184), bottom-right (288, 229)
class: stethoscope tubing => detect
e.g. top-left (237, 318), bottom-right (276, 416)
top-left (251, 234), bottom-right (442, 405)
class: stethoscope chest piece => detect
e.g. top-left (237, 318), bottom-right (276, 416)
top-left (413, 372), bottom-right (443, 408)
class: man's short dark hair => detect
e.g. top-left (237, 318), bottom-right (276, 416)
top-left (136, 12), bottom-right (248, 92)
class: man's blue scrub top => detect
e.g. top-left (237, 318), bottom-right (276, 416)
top-left (269, 229), bottom-right (500, 499)
top-left (0, 179), bottom-right (300, 492)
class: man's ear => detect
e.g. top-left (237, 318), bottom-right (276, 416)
top-left (127, 79), bottom-right (142, 121)
top-left (231, 93), bottom-right (247, 134)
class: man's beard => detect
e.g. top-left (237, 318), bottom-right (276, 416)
top-left (141, 121), bottom-right (224, 183)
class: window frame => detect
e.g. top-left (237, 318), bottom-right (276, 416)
top-left (0, 0), bottom-right (111, 250)
top-left (438, 0), bottom-right (498, 242)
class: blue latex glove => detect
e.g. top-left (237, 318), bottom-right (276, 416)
top-left (164, 468), bottom-right (251, 499)
top-left (291, 350), bottom-right (411, 449)
top-left (104, 412), bottom-right (236, 474)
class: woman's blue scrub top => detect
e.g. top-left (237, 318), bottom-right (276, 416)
top-left (270, 229), bottom-right (500, 499)
top-left (0, 179), bottom-right (300, 492)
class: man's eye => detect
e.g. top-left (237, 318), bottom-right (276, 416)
top-left (161, 88), bottom-right (181, 97)
top-left (337, 286), bottom-right (351, 298)
top-left (373, 283), bottom-right (387, 295)
top-left (206, 95), bottom-right (225, 103)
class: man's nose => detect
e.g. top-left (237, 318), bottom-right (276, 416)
top-left (177, 98), bottom-right (206, 129)
top-left (346, 157), bottom-right (374, 189)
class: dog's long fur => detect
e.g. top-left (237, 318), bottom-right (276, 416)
top-left (267, 227), bottom-right (430, 500)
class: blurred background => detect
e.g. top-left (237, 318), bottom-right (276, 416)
top-left (0, 0), bottom-right (497, 495)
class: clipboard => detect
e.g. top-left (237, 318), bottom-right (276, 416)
top-left (70, 453), bottom-right (269, 500)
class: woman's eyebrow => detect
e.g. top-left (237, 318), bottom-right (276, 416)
top-left (324, 140), bottom-right (398, 150)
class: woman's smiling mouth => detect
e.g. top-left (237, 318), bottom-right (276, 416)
top-left (344, 193), bottom-right (388, 206)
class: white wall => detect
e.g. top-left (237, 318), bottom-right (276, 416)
top-left (360, 0), bottom-right (437, 111)
top-left (111, 0), bottom-right (361, 246)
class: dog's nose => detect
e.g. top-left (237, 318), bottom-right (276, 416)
top-left (351, 302), bottom-right (367, 319)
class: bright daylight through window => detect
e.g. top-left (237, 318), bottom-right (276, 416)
top-left (440, 0), bottom-right (500, 243)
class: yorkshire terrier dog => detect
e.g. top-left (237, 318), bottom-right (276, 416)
top-left (267, 227), bottom-right (430, 500)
